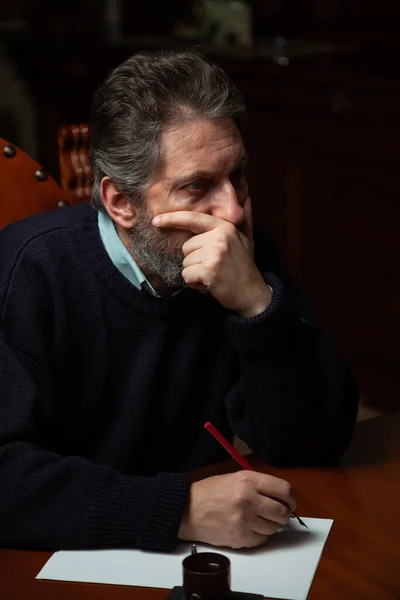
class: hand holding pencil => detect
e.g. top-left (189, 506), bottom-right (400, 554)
top-left (178, 423), bottom-right (300, 549)
top-left (204, 421), bottom-right (308, 529)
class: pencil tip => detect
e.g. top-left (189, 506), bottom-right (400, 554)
top-left (298, 517), bottom-right (309, 529)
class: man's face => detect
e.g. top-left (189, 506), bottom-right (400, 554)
top-left (130, 117), bottom-right (249, 288)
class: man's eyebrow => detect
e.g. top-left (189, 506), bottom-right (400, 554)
top-left (168, 154), bottom-right (250, 191)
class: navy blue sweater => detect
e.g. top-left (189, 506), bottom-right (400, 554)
top-left (0, 204), bottom-right (357, 551)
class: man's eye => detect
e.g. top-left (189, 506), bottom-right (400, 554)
top-left (186, 181), bottom-right (204, 191)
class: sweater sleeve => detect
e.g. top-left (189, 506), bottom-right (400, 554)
top-left (0, 334), bottom-right (190, 550)
top-left (223, 272), bottom-right (358, 467)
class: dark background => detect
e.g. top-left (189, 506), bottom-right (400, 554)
top-left (1, 1), bottom-right (399, 411)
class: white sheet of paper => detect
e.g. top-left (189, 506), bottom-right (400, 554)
top-left (36, 517), bottom-right (333, 600)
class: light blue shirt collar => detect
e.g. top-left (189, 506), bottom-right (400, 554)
top-left (98, 211), bottom-right (160, 298)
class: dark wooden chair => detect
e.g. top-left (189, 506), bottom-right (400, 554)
top-left (0, 138), bottom-right (70, 229)
top-left (57, 123), bottom-right (93, 204)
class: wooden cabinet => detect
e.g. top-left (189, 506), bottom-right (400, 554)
top-left (242, 75), bottom-right (400, 409)
top-left (297, 149), bottom-right (399, 399)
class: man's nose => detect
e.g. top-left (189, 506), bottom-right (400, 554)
top-left (211, 182), bottom-right (245, 228)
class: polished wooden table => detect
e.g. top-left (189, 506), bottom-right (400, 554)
top-left (2, 413), bottom-right (400, 600)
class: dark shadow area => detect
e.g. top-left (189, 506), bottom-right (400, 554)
top-left (229, 527), bottom-right (316, 556)
top-left (342, 412), bottom-right (400, 467)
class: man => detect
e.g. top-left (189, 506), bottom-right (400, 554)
top-left (0, 51), bottom-right (357, 552)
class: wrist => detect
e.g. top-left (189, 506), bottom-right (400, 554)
top-left (178, 483), bottom-right (195, 541)
top-left (237, 282), bottom-right (272, 318)
top-left (178, 515), bottom-right (191, 541)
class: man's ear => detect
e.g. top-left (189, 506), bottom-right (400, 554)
top-left (100, 177), bottom-right (137, 229)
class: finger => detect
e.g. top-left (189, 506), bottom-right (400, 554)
top-left (242, 195), bottom-right (253, 242)
top-left (251, 516), bottom-right (281, 536)
top-left (182, 232), bottom-right (209, 257)
top-left (181, 264), bottom-right (209, 290)
top-left (153, 211), bottom-right (222, 234)
top-left (256, 474), bottom-right (297, 511)
top-left (254, 494), bottom-right (292, 526)
top-left (182, 249), bottom-right (204, 269)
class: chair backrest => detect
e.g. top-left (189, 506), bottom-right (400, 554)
top-left (0, 138), bottom-right (70, 229)
top-left (57, 123), bottom-right (93, 204)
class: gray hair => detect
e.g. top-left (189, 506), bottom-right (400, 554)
top-left (90, 50), bottom-right (246, 211)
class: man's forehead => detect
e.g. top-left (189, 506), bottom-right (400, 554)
top-left (160, 119), bottom-right (244, 178)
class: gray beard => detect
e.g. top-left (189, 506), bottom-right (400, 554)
top-left (129, 207), bottom-right (187, 289)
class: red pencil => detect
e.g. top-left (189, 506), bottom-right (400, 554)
top-left (204, 421), bottom-right (308, 529)
top-left (204, 421), bottom-right (254, 471)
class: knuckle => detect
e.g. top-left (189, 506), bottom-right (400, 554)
top-left (232, 489), bottom-right (250, 510)
top-left (235, 471), bottom-right (254, 486)
top-left (231, 509), bottom-right (247, 529)
top-left (215, 235), bottom-right (229, 252)
top-left (223, 222), bottom-right (236, 237)
top-left (212, 247), bottom-right (224, 263)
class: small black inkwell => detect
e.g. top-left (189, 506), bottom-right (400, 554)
top-left (166, 544), bottom-right (263, 600)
